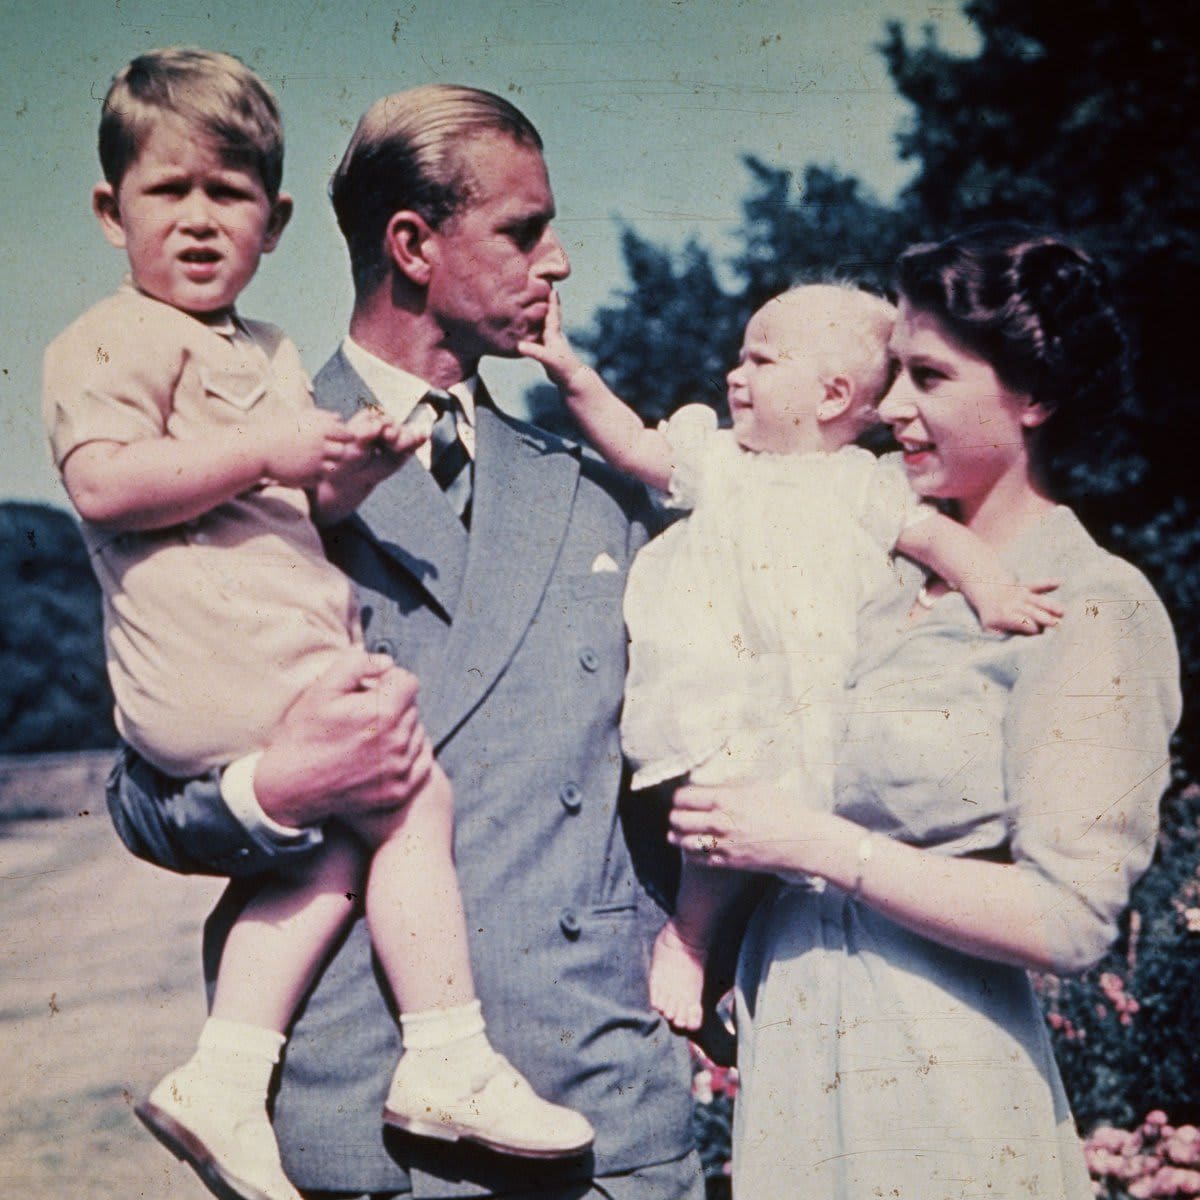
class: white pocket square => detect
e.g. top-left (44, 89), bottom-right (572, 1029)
top-left (591, 552), bottom-right (620, 574)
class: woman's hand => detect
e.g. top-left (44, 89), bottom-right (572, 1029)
top-left (669, 782), bottom-right (837, 875)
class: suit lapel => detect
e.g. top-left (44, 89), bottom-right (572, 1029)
top-left (316, 350), bottom-right (468, 620)
top-left (421, 396), bottom-right (581, 741)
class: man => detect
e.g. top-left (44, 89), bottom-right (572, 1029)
top-left (108, 85), bottom-right (702, 1200)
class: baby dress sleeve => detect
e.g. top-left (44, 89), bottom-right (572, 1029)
top-left (1002, 555), bottom-right (1181, 971)
top-left (856, 450), bottom-right (936, 552)
top-left (659, 403), bottom-right (726, 511)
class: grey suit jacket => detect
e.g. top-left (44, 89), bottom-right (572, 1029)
top-left (108, 350), bottom-right (695, 1197)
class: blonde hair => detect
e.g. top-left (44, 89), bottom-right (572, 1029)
top-left (99, 48), bottom-right (284, 198)
top-left (768, 283), bottom-right (897, 432)
top-left (329, 84), bottom-right (543, 295)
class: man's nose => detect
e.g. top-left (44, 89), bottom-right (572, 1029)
top-left (537, 228), bottom-right (570, 281)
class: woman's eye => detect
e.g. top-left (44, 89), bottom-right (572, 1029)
top-left (911, 366), bottom-right (941, 390)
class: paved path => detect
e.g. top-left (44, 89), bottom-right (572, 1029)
top-left (1, 811), bottom-right (225, 1199)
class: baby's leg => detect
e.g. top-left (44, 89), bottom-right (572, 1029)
top-left (346, 767), bottom-right (595, 1159)
top-left (139, 834), bottom-right (364, 1200)
top-left (652, 861), bottom-right (747, 1031)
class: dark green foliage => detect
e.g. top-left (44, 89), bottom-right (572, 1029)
top-left (0, 502), bottom-right (115, 752)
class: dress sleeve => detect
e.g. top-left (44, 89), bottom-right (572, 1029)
top-left (858, 452), bottom-right (935, 552)
top-left (1003, 558), bottom-right (1181, 971)
top-left (659, 403), bottom-right (722, 511)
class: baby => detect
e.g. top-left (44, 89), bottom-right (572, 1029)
top-left (42, 48), bottom-right (592, 1200)
top-left (522, 284), bottom-right (1062, 1034)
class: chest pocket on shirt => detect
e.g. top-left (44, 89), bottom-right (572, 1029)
top-left (200, 366), bottom-right (269, 413)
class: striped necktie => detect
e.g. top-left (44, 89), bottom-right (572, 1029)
top-left (425, 389), bottom-right (472, 524)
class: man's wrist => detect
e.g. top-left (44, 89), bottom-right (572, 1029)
top-left (220, 751), bottom-right (321, 845)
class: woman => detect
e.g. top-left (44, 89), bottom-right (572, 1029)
top-left (670, 225), bottom-right (1181, 1199)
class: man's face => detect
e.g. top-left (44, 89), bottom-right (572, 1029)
top-left (424, 135), bottom-right (570, 362)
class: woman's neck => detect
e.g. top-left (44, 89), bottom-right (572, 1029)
top-left (958, 464), bottom-right (1057, 550)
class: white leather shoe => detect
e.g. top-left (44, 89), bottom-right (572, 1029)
top-left (382, 1051), bottom-right (595, 1160)
top-left (136, 1062), bottom-right (303, 1200)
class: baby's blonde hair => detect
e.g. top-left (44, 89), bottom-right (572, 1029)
top-left (767, 282), bottom-right (897, 433)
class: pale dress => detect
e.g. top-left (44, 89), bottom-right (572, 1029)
top-left (620, 405), bottom-right (927, 798)
top-left (733, 505), bottom-right (1181, 1200)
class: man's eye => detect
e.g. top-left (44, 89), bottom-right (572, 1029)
top-left (510, 222), bottom-right (543, 250)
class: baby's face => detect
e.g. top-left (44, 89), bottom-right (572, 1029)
top-left (95, 120), bottom-right (288, 318)
top-left (725, 303), bottom-right (826, 455)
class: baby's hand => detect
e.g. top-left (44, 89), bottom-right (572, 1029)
top-left (966, 577), bottom-right (1064, 635)
top-left (517, 292), bottom-right (590, 391)
top-left (262, 409), bottom-right (356, 489)
top-left (308, 406), bottom-right (427, 524)
top-left (344, 405), bottom-right (427, 466)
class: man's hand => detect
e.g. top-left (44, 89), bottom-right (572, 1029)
top-left (253, 649), bottom-right (434, 829)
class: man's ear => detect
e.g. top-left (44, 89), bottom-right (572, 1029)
top-left (1020, 397), bottom-right (1054, 429)
top-left (384, 210), bottom-right (436, 286)
top-left (93, 182), bottom-right (126, 249)
top-left (261, 193), bottom-right (293, 254)
top-left (816, 375), bottom-right (854, 423)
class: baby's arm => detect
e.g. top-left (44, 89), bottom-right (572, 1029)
top-left (519, 293), bottom-right (674, 492)
top-left (62, 409), bottom-right (360, 532)
top-left (309, 408), bottom-right (426, 526)
top-left (62, 408), bottom-right (423, 533)
top-left (897, 512), bottom-right (1064, 633)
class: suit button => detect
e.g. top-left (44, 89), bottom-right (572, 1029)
top-left (579, 648), bottom-right (600, 672)
top-left (371, 638), bottom-right (398, 659)
top-left (559, 783), bottom-right (582, 813)
top-left (559, 908), bottom-right (581, 938)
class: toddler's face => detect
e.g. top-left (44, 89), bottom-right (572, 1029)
top-left (94, 120), bottom-right (289, 318)
top-left (725, 304), bottom-right (825, 455)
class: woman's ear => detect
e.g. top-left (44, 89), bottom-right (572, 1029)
top-left (384, 210), bottom-right (436, 287)
top-left (93, 182), bottom-right (126, 249)
top-left (1020, 397), bottom-right (1054, 429)
top-left (816, 376), bottom-right (854, 423)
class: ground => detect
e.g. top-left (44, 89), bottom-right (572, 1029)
top-left (0, 771), bottom-right (225, 1199)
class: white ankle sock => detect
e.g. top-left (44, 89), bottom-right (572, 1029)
top-left (399, 1001), bottom-right (494, 1086)
top-left (191, 1017), bottom-right (286, 1100)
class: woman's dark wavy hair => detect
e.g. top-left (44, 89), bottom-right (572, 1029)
top-left (894, 223), bottom-right (1131, 493)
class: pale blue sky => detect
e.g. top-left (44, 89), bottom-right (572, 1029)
top-left (1, 0), bottom-right (975, 509)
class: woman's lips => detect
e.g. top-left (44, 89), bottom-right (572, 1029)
top-left (899, 440), bottom-right (935, 468)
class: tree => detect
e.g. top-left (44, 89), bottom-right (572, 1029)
top-left (0, 502), bottom-right (115, 753)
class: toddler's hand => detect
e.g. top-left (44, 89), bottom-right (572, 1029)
top-left (262, 408), bottom-right (356, 489)
top-left (517, 292), bottom-right (590, 390)
top-left (967, 578), bottom-right (1064, 635)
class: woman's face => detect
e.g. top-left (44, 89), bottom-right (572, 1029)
top-left (879, 300), bottom-right (1045, 511)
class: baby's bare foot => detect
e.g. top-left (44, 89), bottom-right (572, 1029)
top-left (650, 920), bottom-right (708, 1030)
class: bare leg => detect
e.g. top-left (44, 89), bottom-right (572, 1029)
top-left (210, 830), bottom-right (365, 1030)
top-left (348, 761), bottom-right (476, 1013)
top-left (651, 861), bottom-right (747, 1030)
top-left (350, 767), bottom-right (595, 1158)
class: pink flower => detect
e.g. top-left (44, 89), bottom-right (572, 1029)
top-left (1165, 1126), bottom-right (1200, 1168)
